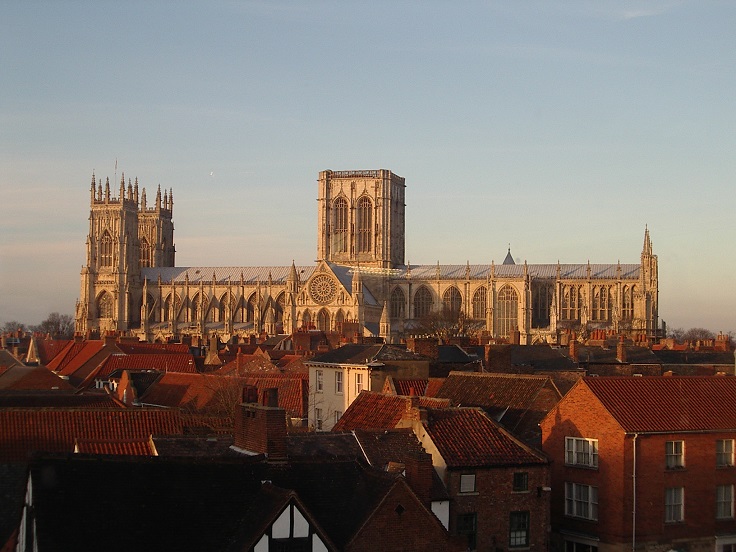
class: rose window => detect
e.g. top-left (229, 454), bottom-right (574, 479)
top-left (309, 274), bottom-right (337, 304)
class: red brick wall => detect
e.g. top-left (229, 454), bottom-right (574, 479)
top-left (233, 403), bottom-right (287, 459)
top-left (541, 381), bottom-right (736, 550)
top-left (347, 481), bottom-right (465, 552)
top-left (447, 464), bottom-right (550, 551)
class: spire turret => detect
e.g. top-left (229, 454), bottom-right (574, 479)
top-left (90, 173), bottom-right (96, 203)
top-left (119, 174), bottom-right (125, 200)
top-left (642, 225), bottom-right (652, 256)
top-left (133, 178), bottom-right (139, 204)
top-left (105, 178), bottom-right (110, 202)
top-left (141, 188), bottom-right (147, 210)
top-left (156, 185), bottom-right (162, 210)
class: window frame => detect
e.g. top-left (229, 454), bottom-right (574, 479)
top-left (565, 437), bottom-right (599, 469)
top-left (315, 370), bottom-right (323, 393)
top-left (512, 472), bottom-right (529, 493)
top-left (717, 484), bottom-right (734, 519)
top-left (509, 511), bottom-right (530, 548)
top-left (355, 372), bottom-right (364, 395)
top-left (314, 407), bottom-right (323, 431)
top-left (665, 486), bottom-right (684, 523)
top-left (665, 440), bottom-right (685, 469)
top-left (456, 512), bottom-right (477, 551)
top-left (335, 371), bottom-right (343, 394)
top-left (565, 482), bottom-right (599, 521)
top-left (718, 439), bottom-right (734, 468)
top-left (459, 473), bottom-right (476, 494)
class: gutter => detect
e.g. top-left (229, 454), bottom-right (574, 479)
top-left (630, 433), bottom-right (638, 552)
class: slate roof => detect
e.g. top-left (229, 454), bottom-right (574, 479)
top-left (0, 365), bottom-right (75, 391)
top-left (437, 345), bottom-right (480, 364)
top-left (0, 392), bottom-right (122, 409)
top-left (353, 427), bottom-right (425, 468)
top-left (650, 349), bottom-right (736, 365)
top-left (0, 409), bottom-right (183, 461)
top-left (152, 435), bottom-right (235, 457)
top-left (333, 391), bottom-right (451, 432)
top-left (572, 345), bottom-right (662, 365)
top-left (394, 262), bottom-right (640, 280)
top-left (287, 432), bottom-right (362, 460)
top-left (0, 350), bottom-right (23, 372)
top-left (309, 343), bottom-right (430, 365)
top-left (142, 265), bottom-right (317, 285)
top-left (581, 376), bottom-right (736, 433)
top-left (488, 344), bottom-right (579, 372)
top-left (423, 408), bottom-right (548, 468)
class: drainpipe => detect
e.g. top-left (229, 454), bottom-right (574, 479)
top-left (632, 433), bottom-right (638, 552)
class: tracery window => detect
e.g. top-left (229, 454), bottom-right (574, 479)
top-left (100, 231), bottom-right (113, 268)
top-left (356, 196), bottom-right (372, 254)
top-left (301, 310), bottom-right (312, 329)
top-left (622, 285), bottom-right (634, 320)
top-left (413, 286), bottom-right (433, 319)
top-left (532, 284), bottom-right (552, 327)
top-left (443, 286), bottom-right (462, 315)
top-left (591, 286), bottom-right (611, 321)
top-left (472, 286), bottom-right (487, 319)
top-left (562, 285), bottom-right (581, 320)
top-left (317, 309), bottom-right (330, 332)
top-left (275, 292), bottom-right (285, 323)
top-left (497, 285), bottom-right (519, 338)
top-left (335, 309), bottom-right (345, 331)
top-left (97, 293), bottom-right (113, 319)
top-left (139, 238), bottom-right (151, 268)
top-left (390, 287), bottom-right (406, 319)
top-left (333, 197), bottom-right (349, 254)
top-left (191, 295), bottom-right (202, 322)
top-left (247, 294), bottom-right (258, 323)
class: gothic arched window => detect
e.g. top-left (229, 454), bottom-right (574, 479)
top-left (532, 284), bottom-right (553, 327)
top-left (356, 196), bottom-right (372, 254)
top-left (97, 292), bottom-right (113, 319)
top-left (333, 197), bottom-right (348, 254)
top-left (100, 231), bottom-right (113, 268)
top-left (622, 285), bottom-right (634, 320)
top-left (413, 286), bottom-right (433, 319)
top-left (442, 286), bottom-right (462, 315)
top-left (472, 286), bottom-right (487, 319)
top-left (275, 292), bottom-right (285, 323)
top-left (497, 285), bottom-right (519, 338)
top-left (335, 309), bottom-right (345, 331)
top-left (317, 309), bottom-right (330, 332)
top-left (139, 238), bottom-right (151, 268)
top-left (561, 285), bottom-right (581, 321)
top-left (301, 310), bottom-right (312, 329)
top-left (390, 287), bottom-right (406, 319)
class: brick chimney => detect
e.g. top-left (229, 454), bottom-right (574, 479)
top-left (234, 387), bottom-right (287, 460)
top-left (403, 449), bottom-right (435, 508)
top-left (406, 337), bottom-right (439, 359)
top-left (569, 335), bottom-right (579, 363)
top-left (617, 336), bottom-right (627, 363)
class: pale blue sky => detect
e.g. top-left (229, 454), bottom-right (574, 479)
top-left (1, 1), bottom-right (734, 333)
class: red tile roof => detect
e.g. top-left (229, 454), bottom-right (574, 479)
top-left (0, 408), bottom-right (183, 461)
top-left (0, 365), bottom-right (75, 391)
top-left (33, 338), bottom-right (73, 365)
top-left (425, 378), bottom-right (446, 398)
top-left (75, 438), bottom-right (154, 455)
top-left (393, 379), bottom-right (428, 396)
top-left (95, 353), bottom-right (197, 378)
top-left (582, 376), bottom-right (736, 432)
top-left (423, 408), bottom-right (548, 468)
top-left (115, 342), bottom-right (191, 354)
top-left (333, 392), bottom-right (451, 432)
top-left (46, 341), bottom-right (105, 374)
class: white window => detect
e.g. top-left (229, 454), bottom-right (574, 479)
top-left (665, 487), bottom-right (684, 522)
top-left (565, 437), bottom-right (598, 468)
top-left (315, 370), bottom-right (323, 393)
top-left (565, 482), bottom-right (598, 520)
top-left (459, 474), bottom-right (476, 493)
top-left (717, 439), bottom-right (734, 467)
top-left (315, 408), bottom-right (323, 431)
top-left (355, 373), bottom-right (364, 395)
top-left (717, 484), bottom-right (734, 519)
top-left (334, 410), bottom-right (342, 424)
top-left (335, 371), bottom-right (343, 394)
top-left (666, 441), bottom-right (684, 469)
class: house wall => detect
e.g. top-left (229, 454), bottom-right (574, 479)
top-left (309, 364), bottom-right (370, 431)
top-left (447, 464), bottom-right (550, 552)
top-left (542, 381), bottom-right (736, 552)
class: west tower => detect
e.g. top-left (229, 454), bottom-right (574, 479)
top-left (76, 172), bottom-right (175, 335)
top-left (317, 169), bottom-right (405, 269)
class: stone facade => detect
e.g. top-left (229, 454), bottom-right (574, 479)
top-left (76, 169), bottom-right (659, 344)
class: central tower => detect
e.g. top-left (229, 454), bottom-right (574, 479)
top-left (317, 169), bottom-right (405, 269)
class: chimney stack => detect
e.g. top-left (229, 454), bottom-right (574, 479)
top-left (617, 336), bottom-right (627, 363)
top-left (234, 387), bottom-right (287, 460)
top-left (403, 450), bottom-right (435, 508)
top-left (569, 333), bottom-right (579, 363)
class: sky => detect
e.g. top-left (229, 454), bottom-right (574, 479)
top-left (1, 1), bottom-right (734, 334)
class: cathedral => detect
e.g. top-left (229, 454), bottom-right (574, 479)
top-left (75, 169), bottom-right (659, 344)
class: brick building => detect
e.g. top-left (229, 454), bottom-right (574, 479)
top-left (541, 376), bottom-right (736, 552)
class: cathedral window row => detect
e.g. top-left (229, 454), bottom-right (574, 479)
top-left (100, 232), bottom-right (113, 268)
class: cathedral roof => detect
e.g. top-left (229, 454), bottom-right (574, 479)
top-left (503, 248), bottom-right (515, 265)
top-left (143, 263), bottom-right (641, 284)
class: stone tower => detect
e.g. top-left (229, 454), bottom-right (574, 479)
top-left (76, 172), bottom-right (175, 335)
top-left (317, 169), bottom-right (405, 269)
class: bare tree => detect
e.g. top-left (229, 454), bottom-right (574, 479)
top-left (408, 307), bottom-right (485, 342)
top-left (2, 321), bottom-right (27, 334)
top-left (31, 313), bottom-right (74, 339)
